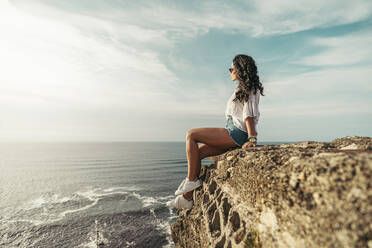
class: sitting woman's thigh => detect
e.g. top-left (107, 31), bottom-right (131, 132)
top-left (198, 143), bottom-right (230, 160)
top-left (187, 127), bottom-right (238, 149)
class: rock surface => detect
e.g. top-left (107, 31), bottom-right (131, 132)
top-left (170, 136), bottom-right (372, 248)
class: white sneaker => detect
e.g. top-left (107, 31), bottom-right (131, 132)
top-left (174, 177), bottom-right (201, 196)
top-left (166, 195), bottom-right (193, 209)
top-left (174, 178), bottom-right (186, 196)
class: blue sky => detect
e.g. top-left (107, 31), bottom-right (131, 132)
top-left (1, 0), bottom-right (371, 142)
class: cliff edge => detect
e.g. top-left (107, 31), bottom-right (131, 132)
top-left (170, 136), bottom-right (372, 248)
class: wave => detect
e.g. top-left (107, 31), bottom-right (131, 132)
top-left (149, 208), bottom-right (176, 248)
top-left (2, 208), bottom-right (173, 248)
top-left (2, 185), bottom-right (175, 226)
top-left (131, 192), bottom-right (174, 208)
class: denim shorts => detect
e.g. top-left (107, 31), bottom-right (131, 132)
top-left (225, 116), bottom-right (248, 147)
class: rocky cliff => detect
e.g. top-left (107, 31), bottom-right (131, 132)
top-left (170, 136), bottom-right (372, 248)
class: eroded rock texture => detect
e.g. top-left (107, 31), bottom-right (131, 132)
top-left (170, 136), bottom-right (372, 248)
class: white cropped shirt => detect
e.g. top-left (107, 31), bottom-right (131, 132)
top-left (224, 87), bottom-right (260, 133)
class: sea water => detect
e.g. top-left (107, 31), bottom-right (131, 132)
top-left (0, 141), bottom-right (285, 248)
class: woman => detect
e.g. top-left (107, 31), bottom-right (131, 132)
top-left (166, 54), bottom-right (265, 209)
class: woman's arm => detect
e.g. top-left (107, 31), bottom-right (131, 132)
top-left (245, 117), bottom-right (257, 137)
top-left (242, 97), bottom-right (259, 148)
top-left (242, 117), bottom-right (257, 148)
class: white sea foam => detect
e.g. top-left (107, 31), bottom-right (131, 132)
top-left (4, 189), bottom-right (178, 247)
top-left (75, 187), bottom-right (136, 201)
top-left (148, 206), bottom-right (176, 248)
top-left (8, 185), bottom-right (178, 248)
top-left (129, 193), bottom-right (177, 247)
top-left (2, 218), bottom-right (44, 226)
top-left (164, 200), bottom-right (178, 248)
top-left (59, 187), bottom-right (135, 218)
top-left (15, 187), bottom-right (138, 225)
top-left (125, 241), bottom-right (136, 248)
top-left (25, 195), bottom-right (50, 210)
top-left (78, 219), bottom-right (108, 248)
top-left (59, 199), bottom-right (98, 219)
top-left (24, 193), bottom-right (73, 211)
top-left (158, 220), bottom-right (175, 248)
top-left (131, 193), bottom-right (174, 208)
top-left (103, 186), bottom-right (140, 192)
top-left (132, 193), bottom-right (158, 207)
top-left (77, 239), bottom-right (97, 248)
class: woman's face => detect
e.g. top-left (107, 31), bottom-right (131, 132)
top-left (230, 62), bottom-right (238, 82)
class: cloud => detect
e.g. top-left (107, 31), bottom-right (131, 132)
top-left (262, 65), bottom-right (372, 117)
top-left (0, 1), bottom-right (179, 111)
top-left (248, 0), bottom-right (372, 36)
top-left (292, 29), bottom-right (372, 66)
top-left (2, 0), bottom-right (372, 142)
top-left (1, 0), bottom-right (239, 116)
top-left (13, 0), bottom-right (372, 40)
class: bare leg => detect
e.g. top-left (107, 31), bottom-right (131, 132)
top-left (186, 142), bottom-right (230, 180)
top-left (183, 128), bottom-right (238, 200)
top-left (186, 132), bottom-right (200, 181)
top-left (183, 143), bottom-right (231, 199)
top-left (199, 143), bottom-right (230, 162)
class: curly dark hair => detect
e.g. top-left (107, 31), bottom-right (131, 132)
top-left (232, 54), bottom-right (265, 103)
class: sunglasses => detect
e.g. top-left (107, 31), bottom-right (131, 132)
top-left (229, 68), bottom-right (234, 73)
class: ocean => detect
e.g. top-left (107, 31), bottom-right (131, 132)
top-left (0, 141), bottom-right (285, 248)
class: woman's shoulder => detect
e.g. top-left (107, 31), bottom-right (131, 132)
top-left (246, 89), bottom-right (258, 96)
top-left (246, 89), bottom-right (260, 103)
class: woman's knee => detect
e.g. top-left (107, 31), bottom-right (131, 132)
top-left (186, 128), bottom-right (197, 140)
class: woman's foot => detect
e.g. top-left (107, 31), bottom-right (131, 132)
top-left (166, 195), bottom-right (193, 209)
top-left (174, 177), bottom-right (201, 195)
top-left (175, 178), bottom-right (186, 195)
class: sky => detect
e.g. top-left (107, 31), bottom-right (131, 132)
top-left (0, 0), bottom-right (371, 143)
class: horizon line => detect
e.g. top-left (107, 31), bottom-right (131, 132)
top-left (0, 139), bottom-right (334, 144)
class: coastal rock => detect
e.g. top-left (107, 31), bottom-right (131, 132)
top-left (170, 136), bottom-right (372, 248)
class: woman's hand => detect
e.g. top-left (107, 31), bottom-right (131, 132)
top-left (242, 141), bottom-right (256, 148)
